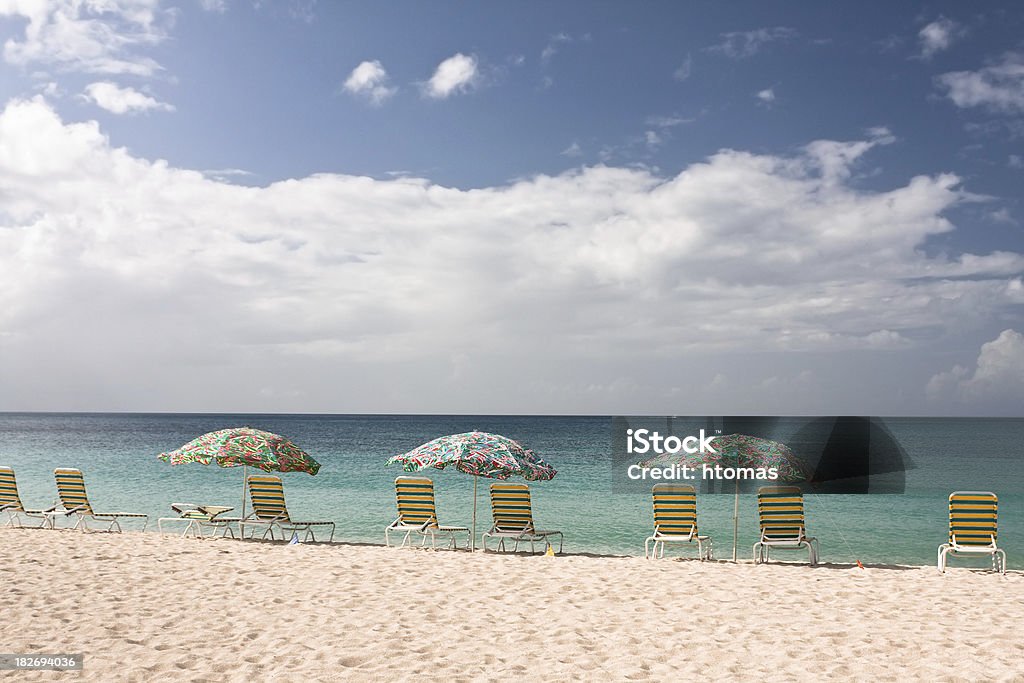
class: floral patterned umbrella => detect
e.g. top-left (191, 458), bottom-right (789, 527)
top-left (158, 427), bottom-right (321, 522)
top-left (387, 431), bottom-right (556, 551)
top-left (638, 433), bottom-right (807, 480)
top-left (387, 431), bottom-right (555, 480)
top-left (639, 433), bottom-right (808, 561)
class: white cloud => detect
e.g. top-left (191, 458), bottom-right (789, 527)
top-left (989, 208), bottom-right (1014, 224)
top-left (560, 141), bottom-right (581, 157)
top-left (423, 53), bottom-right (478, 99)
top-left (927, 330), bottom-right (1024, 410)
top-left (918, 17), bottom-right (962, 59)
top-left (2, 98), bottom-right (1023, 412)
top-left (342, 60), bottom-right (397, 105)
top-left (756, 88), bottom-right (776, 104)
top-left (287, 0), bottom-right (316, 23)
top-left (644, 130), bottom-right (661, 149)
top-left (198, 0), bottom-right (226, 13)
top-left (202, 168), bottom-right (253, 182)
top-left (645, 115), bottom-right (693, 128)
top-left (0, 0), bottom-right (167, 76)
top-left (937, 52), bottom-right (1024, 113)
top-left (1010, 154), bottom-right (1024, 169)
top-left (866, 125), bottom-right (893, 140)
top-left (540, 31), bottom-right (588, 63)
top-left (82, 81), bottom-right (173, 114)
top-left (541, 32), bottom-right (570, 62)
top-left (673, 54), bottom-right (692, 81)
top-left (707, 27), bottom-right (797, 59)
top-left (38, 80), bottom-right (61, 97)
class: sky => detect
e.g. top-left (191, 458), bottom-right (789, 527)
top-left (1, 1), bottom-right (1023, 415)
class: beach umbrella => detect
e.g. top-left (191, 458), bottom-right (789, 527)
top-left (638, 433), bottom-right (808, 561)
top-left (158, 427), bottom-right (321, 523)
top-left (386, 431), bottom-right (556, 552)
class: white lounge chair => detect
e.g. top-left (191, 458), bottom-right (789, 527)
top-left (157, 503), bottom-right (236, 538)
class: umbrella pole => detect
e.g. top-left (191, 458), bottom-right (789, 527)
top-left (241, 464), bottom-right (248, 524)
top-left (732, 477), bottom-right (739, 562)
top-left (471, 475), bottom-right (478, 553)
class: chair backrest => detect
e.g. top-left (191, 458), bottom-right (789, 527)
top-left (394, 476), bottom-right (439, 528)
top-left (248, 475), bottom-right (291, 522)
top-left (757, 486), bottom-right (806, 541)
top-left (490, 482), bottom-right (535, 532)
top-left (652, 483), bottom-right (698, 538)
top-left (54, 468), bottom-right (93, 514)
top-left (948, 491), bottom-right (998, 547)
top-left (0, 466), bottom-right (25, 511)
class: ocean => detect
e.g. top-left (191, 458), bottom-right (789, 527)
top-left (1, 413), bottom-right (1020, 569)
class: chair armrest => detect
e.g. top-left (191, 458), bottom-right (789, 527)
top-left (240, 513), bottom-right (287, 523)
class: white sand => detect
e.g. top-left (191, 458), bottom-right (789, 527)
top-left (1, 529), bottom-right (1022, 682)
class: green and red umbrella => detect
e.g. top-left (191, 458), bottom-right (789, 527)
top-left (387, 431), bottom-right (556, 551)
top-left (158, 427), bottom-right (321, 521)
top-left (387, 431), bottom-right (555, 480)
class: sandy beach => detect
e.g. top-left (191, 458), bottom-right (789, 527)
top-left (1, 529), bottom-right (1022, 681)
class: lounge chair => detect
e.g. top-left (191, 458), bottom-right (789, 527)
top-left (644, 483), bottom-right (712, 560)
top-left (385, 476), bottom-right (469, 549)
top-left (157, 503), bottom-right (237, 538)
top-left (937, 491), bottom-right (1006, 575)
top-left (240, 475), bottom-right (335, 542)
top-left (753, 485), bottom-right (818, 565)
top-left (52, 468), bottom-right (148, 532)
top-left (0, 466), bottom-right (54, 528)
top-left (482, 482), bottom-right (563, 554)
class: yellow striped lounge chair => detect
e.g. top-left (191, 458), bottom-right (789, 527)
top-left (937, 491), bottom-right (1006, 574)
top-left (753, 486), bottom-right (818, 565)
top-left (241, 475), bottom-right (335, 542)
top-left (385, 476), bottom-right (469, 549)
top-left (481, 482), bottom-right (563, 554)
top-left (0, 466), bottom-right (54, 528)
top-left (644, 483), bottom-right (712, 560)
top-left (53, 468), bottom-right (148, 532)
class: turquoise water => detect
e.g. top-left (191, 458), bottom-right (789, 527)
top-left (0, 413), bottom-right (1021, 569)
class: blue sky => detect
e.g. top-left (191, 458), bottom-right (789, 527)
top-left (1, 1), bottom-right (1024, 414)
